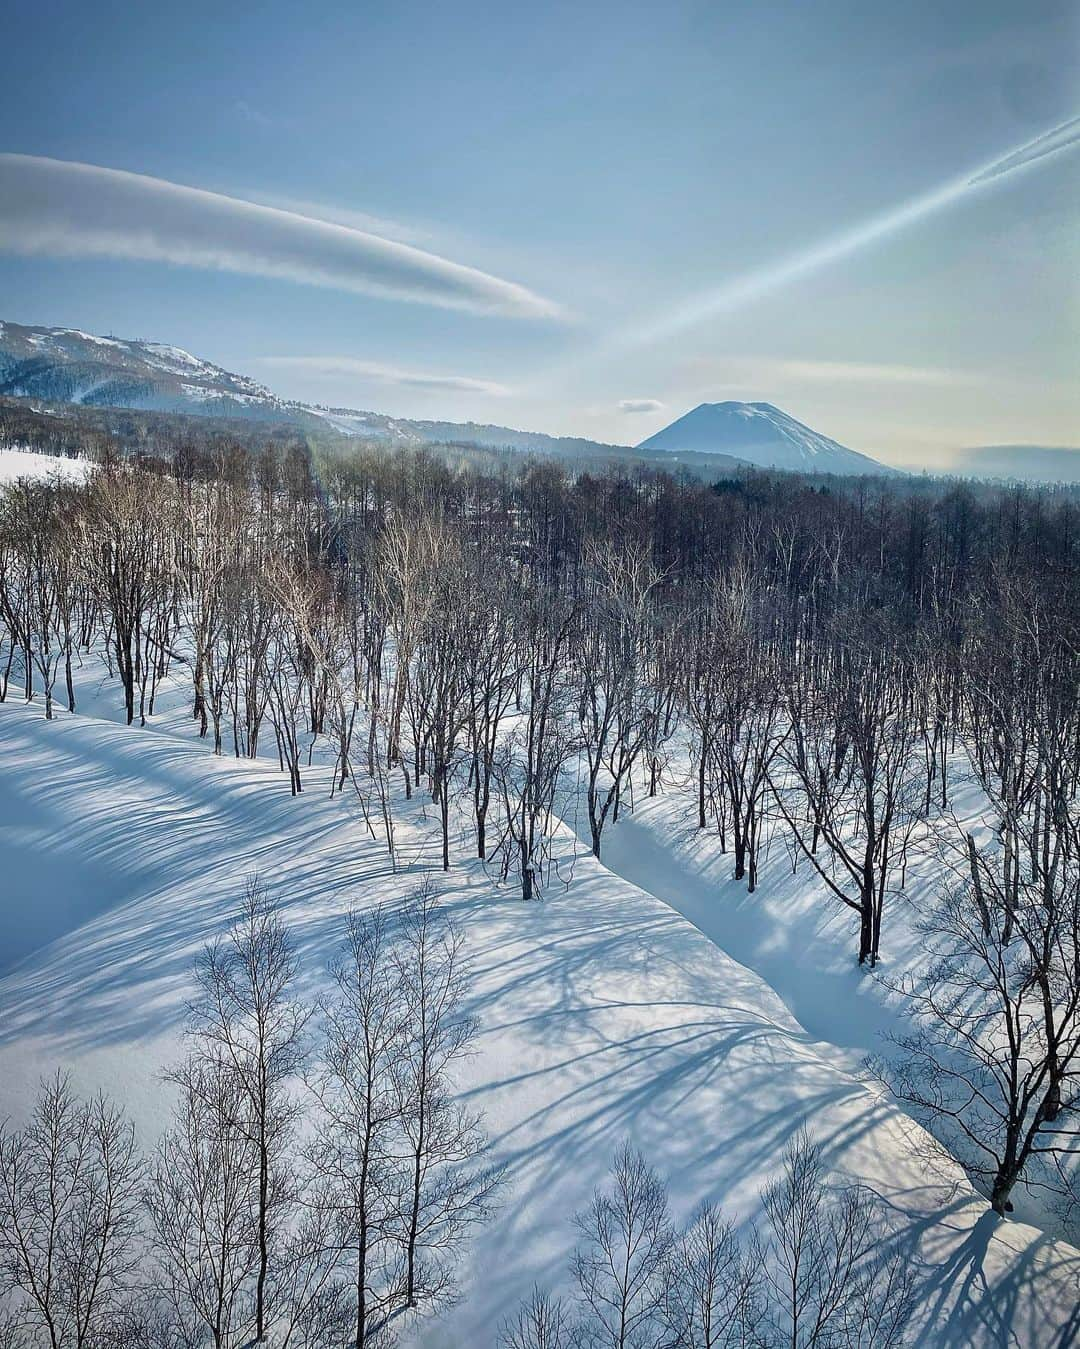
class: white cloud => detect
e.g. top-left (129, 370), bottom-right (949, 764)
top-left (618, 398), bottom-right (666, 413)
top-left (0, 154), bottom-right (562, 319)
top-left (738, 358), bottom-right (984, 387)
top-left (257, 355), bottom-right (510, 396)
top-left (244, 193), bottom-right (431, 245)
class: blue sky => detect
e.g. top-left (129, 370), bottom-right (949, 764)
top-left (1, 0), bottom-right (1076, 467)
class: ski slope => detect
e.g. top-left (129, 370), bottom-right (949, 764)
top-left (0, 686), bottom-right (1078, 1345)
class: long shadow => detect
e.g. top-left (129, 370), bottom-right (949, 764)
top-left (2, 701), bottom-right (1078, 1346)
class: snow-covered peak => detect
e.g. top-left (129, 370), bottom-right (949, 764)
top-left (638, 400), bottom-right (894, 475)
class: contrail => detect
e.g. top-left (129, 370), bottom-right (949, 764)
top-left (967, 114), bottom-right (1080, 185)
top-left (564, 112), bottom-right (1080, 367)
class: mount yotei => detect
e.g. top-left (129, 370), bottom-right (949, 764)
top-left (638, 401), bottom-right (893, 474)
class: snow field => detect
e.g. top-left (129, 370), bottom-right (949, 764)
top-left (0, 677), bottom-right (1077, 1345)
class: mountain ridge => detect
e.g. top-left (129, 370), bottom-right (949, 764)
top-left (0, 320), bottom-right (892, 475)
top-left (0, 320), bottom-right (648, 459)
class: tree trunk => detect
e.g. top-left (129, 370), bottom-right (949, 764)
top-left (990, 1165), bottom-right (1018, 1215)
top-left (733, 833), bottom-right (746, 882)
top-left (256, 1122), bottom-right (268, 1341)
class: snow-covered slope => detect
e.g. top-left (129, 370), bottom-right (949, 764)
top-left (0, 678), bottom-right (1076, 1344)
top-left (0, 447), bottom-right (94, 484)
top-left (0, 321), bottom-right (305, 424)
top-left (0, 320), bottom-right (641, 460)
top-left (639, 401), bottom-right (893, 474)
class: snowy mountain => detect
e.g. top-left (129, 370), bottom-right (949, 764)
top-left (0, 320), bottom-right (307, 423)
top-left (0, 320), bottom-right (639, 459)
top-left (0, 323), bottom-right (897, 476)
top-left (638, 401), bottom-right (893, 474)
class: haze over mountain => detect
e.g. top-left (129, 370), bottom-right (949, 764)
top-left (17, 320), bottom-right (1077, 483)
top-left (639, 401), bottom-right (894, 475)
top-left (4, 319), bottom-right (877, 473)
top-left (947, 444), bottom-right (1080, 483)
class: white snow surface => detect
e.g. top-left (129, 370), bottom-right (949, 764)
top-left (141, 341), bottom-right (208, 368)
top-left (0, 448), bottom-right (94, 483)
top-left (0, 679), bottom-right (1077, 1345)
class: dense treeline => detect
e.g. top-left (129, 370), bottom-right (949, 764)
top-left (1, 439), bottom-right (1078, 1286)
top-left (0, 396), bottom-right (326, 465)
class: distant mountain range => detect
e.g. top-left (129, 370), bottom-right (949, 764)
top-left (0, 320), bottom-right (894, 475)
top-left (639, 401), bottom-right (893, 475)
top-left (0, 321), bottom-right (654, 461)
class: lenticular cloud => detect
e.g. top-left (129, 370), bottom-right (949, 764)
top-left (0, 153), bottom-right (562, 319)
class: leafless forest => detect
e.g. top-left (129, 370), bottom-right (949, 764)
top-left (1, 440), bottom-right (1078, 1346)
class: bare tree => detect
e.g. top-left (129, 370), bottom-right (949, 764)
top-left (0, 1074), bottom-right (143, 1349)
top-left (306, 909), bottom-right (407, 1348)
top-left (375, 509), bottom-right (448, 777)
top-left (661, 1202), bottom-right (761, 1349)
top-left (712, 623), bottom-right (783, 895)
top-left (260, 561), bottom-right (316, 796)
top-left (391, 885), bottom-right (503, 1315)
top-left (0, 481), bottom-right (83, 718)
top-left (177, 476), bottom-right (243, 743)
top-left (0, 481), bottom-right (45, 707)
top-left (683, 592), bottom-right (725, 834)
top-left (495, 592), bottom-right (578, 901)
top-left (773, 630), bottom-right (923, 965)
top-left (84, 467), bottom-right (173, 726)
top-left (188, 880), bottom-right (311, 1342)
top-left (757, 1134), bottom-right (914, 1348)
top-left (462, 571), bottom-right (523, 861)
top-left (510, 1136), bottom-right (912, 1349)
top-left (146, 1056), bottom-right (259, 1349)
top-left (570, 1141), bottom-right (673, 1349)
top-left (499, 1285), bottom-right (576, 1349)
top-left (413, 541), bottom-right (472, 870)
top-left (881, 813), bottom-right (1080, 1217)
top-left (575, 539), bottom-right (662, 860)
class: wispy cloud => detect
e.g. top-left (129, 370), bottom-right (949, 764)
top-left (722, 358), bottom-right (984, 388)
top-left (618, 398), bottom-right (666, 413)
top-left (0, 154), bottom-right (563, 319)
top-left (257, 355), bottom-right (511, 395)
